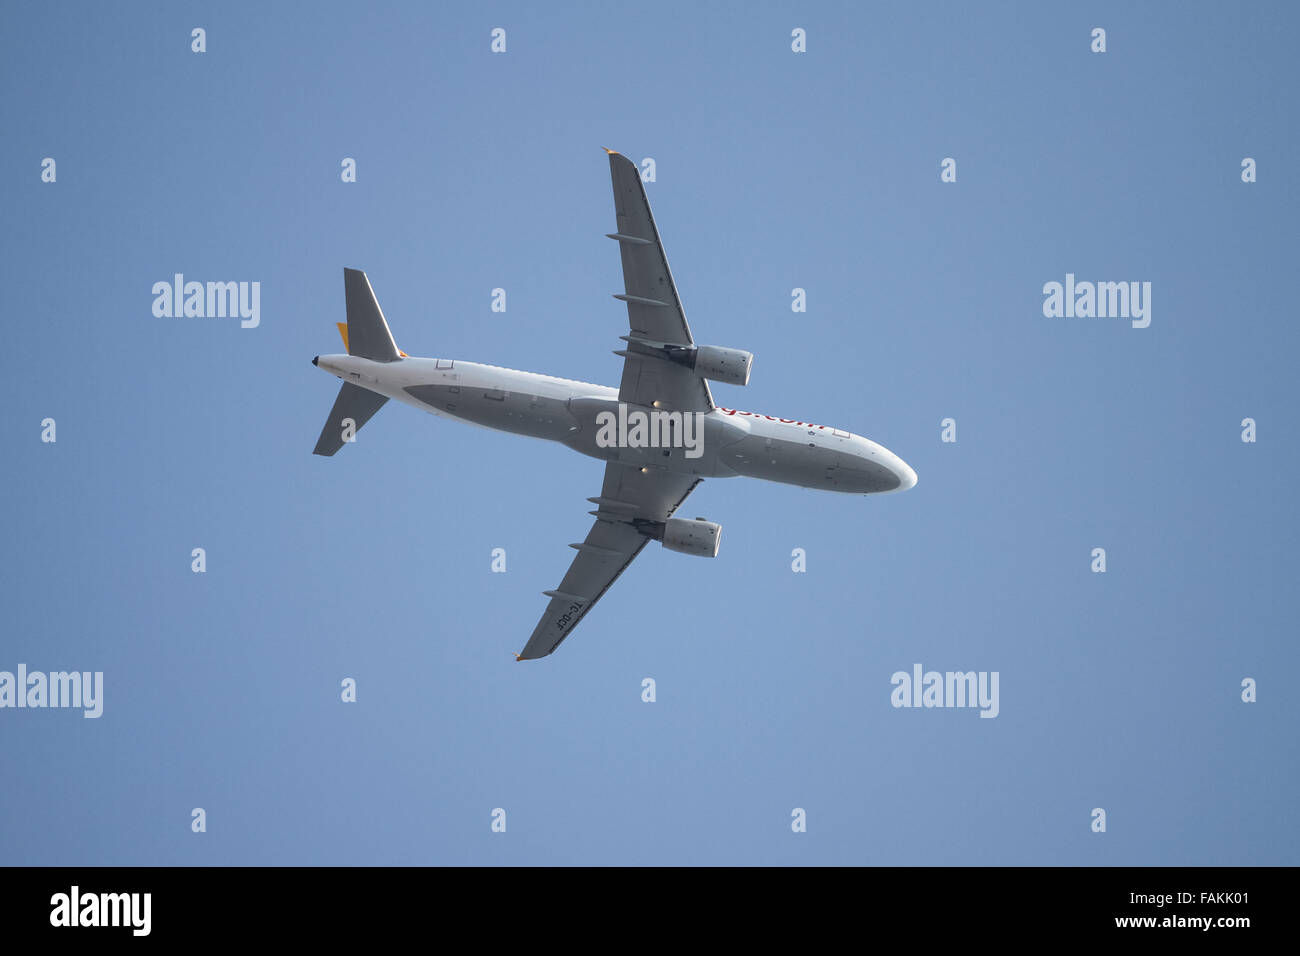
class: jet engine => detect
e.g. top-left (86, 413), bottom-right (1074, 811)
top-left (661, 517), bottom-right (722, 557)
top-left (617, 339), bottom-right (753, 387)
top-left (691, 346), bottom-right (753, 386)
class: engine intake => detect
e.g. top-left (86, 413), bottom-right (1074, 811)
top-left (661, 517), bottom-right (722, 557)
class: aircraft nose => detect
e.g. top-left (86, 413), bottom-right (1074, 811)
top-left (854, 443), bottom-right (917, 494)
top-left (312, 355), bottom-right (319, 366)
top-left (896, 459), bottom-right (918, 492)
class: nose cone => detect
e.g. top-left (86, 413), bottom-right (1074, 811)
top-left (312, 355), bottom-right (319, 366)
top-left (846, 442), bottom-right (918, 494)
top-left (859, 442), bottom-right (916, 494)
top-left (896, 459), bottom-right (918, 492)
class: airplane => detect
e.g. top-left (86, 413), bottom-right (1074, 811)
top-left (311, 149), bottom-right (917, 660)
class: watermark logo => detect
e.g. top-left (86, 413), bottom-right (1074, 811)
top-left (50, 886), bottom-right (150, 936)
top-left (595, 404), bottom-right (704, 459)
top-left (0, 665), bottom-right (102, 718)
top-left (151, 274), bottom-right (260, 328)
top-left (890, 663), bottom-right (999, 718)
top-left (1042, 273), bottom-right (1150, 328)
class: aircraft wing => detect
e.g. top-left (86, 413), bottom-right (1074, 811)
top-left (517, 464), bottom-right (701, 660)
top-left (605, 149), bottom-right (714, 415)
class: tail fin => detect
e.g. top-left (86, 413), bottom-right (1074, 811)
top-left (341, 267), bottom-right (402, 362)
top-left (311, 268), bottom-right (402, 456)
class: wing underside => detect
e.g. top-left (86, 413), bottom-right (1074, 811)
top-left (605, 150), bottom-right (714, 415)
top-left (517, 466), bottom-right (700, 660)
top-left (516, 151), bottom-right (712, 661)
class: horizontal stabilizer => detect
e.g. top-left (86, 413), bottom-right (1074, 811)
top-left (312, 382), bottom-right (388, 456)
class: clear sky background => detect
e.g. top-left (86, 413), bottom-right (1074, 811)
top-left (2, 1), bottom-right (1296, 865)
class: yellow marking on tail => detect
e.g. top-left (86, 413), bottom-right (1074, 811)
top-left (337, 321), bottom-right (406, 357)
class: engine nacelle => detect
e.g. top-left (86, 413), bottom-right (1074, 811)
top-left (692, 345), bottom-right (752, 386)
top-left (662, 517), bottom-right (722, 557)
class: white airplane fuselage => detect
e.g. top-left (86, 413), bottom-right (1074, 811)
top-left (314, 353), bottom-right (917, 495)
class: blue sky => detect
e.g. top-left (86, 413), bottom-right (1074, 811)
top-left (1, 1), bottom-right (1296, 865)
